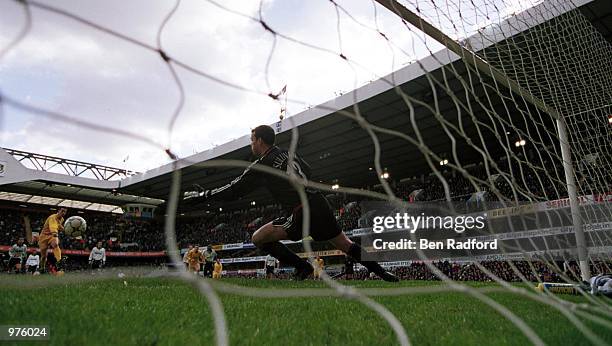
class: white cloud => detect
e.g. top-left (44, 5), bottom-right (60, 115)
top-left (0, 0), bottom-right (528, 173)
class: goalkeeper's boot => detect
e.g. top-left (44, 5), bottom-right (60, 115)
top-left (346, 243), bottom-right (398, 282)
top-left (294, 262), bottom-right (314, 281)
top-left (377, 270), bottom-right (400, 282)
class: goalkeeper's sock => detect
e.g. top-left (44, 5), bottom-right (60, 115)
top-left (347, 243), bottom-right (385, 275)
top-left (259, 241), bottom-right (308, 269)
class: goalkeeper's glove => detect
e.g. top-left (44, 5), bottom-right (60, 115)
top-left (183, 184), bottom-right (210, 201)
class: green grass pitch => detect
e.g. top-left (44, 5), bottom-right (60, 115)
top-left (1, 275), bottom-right (610, 345)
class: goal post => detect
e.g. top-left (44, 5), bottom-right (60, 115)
top-left (374, 0), bottom-right (606, 281)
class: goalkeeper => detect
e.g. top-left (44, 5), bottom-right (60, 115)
top-left (184, 125), bottom-right (398, 282)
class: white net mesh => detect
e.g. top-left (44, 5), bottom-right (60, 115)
top-left (1, 0), bottom-right (611, 345)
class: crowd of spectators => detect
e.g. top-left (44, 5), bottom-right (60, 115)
top-left (0, 210), bottom-right (25, 246)
top-left (0, 206), bottom-right (288, 252)
top-left (385, 260), bottom-right (563, 282)
top-left (0, 153), bottom-right (610, 281)
top-left (214, 260), bottom-right (610, 283)
top-left (1, 209), bottom-right (141, 251)
top-left (345, 260), bottom-right (610, 283)
top-left (374, 156), bottom-right (573, 203)
top-left (2, 184), bottom-right (611, 252)
top-left (175, 206), bottom-right (283, 248)
top-left (3, 207), bottom-right (610, 282)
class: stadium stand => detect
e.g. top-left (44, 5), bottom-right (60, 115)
top-left (1, 150), bottom-right (610, 280)
top-left (0, 209), bottom-right (25, 246)
top-left (1, 153), bottom-right (610, 250)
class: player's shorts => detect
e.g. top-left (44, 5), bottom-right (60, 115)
top-left (272, 193), bottom-right (341, 241)
top-left (212, 271), bottom-right (221, 279)
top-left (266, 265), bottom-right (275, 274)
top-left (91, 260), bottom-right (104, 269)
top-left (204, 262), bottom-right (213, 273)
top-left (38, 232), bottom-right (59, 250)
top-left (189, 263), bottom-right (200, 272)
top-left (8, 257), bottom-right (22, 269)
top-left (27, 265), bottom-right (38, 273)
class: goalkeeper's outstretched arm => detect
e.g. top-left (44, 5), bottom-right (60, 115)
top-left (183, 160), bottom-right (262, 203)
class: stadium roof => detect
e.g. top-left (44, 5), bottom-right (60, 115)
top-left (0, 181), bottom-right (162, 208)
top-left (0, 149), bottom-right (164, 207)
top-left (0, 191), bottom-right (123, 213)
top-left (0, 0), bottom-right (610, 212)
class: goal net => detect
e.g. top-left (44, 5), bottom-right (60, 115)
top-left (0, 0), bottom-right (611, 345)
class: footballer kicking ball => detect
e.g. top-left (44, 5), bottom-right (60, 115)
top-left (63, 216), bottom-right (87, 237)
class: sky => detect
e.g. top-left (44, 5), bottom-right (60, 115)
top-left (0, 0), bottom-right (536, 174)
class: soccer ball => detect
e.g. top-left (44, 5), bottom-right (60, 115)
top-left (63, 216), bottom-right (87, 237)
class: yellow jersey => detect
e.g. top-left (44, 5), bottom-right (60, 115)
top-left (213, 262), bottom-right (222, 273)
top-left (187, 249), bottom-right (201, 264)
top-left (42, 213), bottom-right (64, 236)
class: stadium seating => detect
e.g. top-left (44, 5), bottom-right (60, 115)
top-left (1, 153), bottom-right (610, 281)
top-left (1, 154), bottom-right (610, 249)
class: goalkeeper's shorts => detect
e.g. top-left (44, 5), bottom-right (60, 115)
top-left (272, 193), bottom-right (341, 241)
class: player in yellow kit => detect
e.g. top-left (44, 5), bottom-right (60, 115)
top-left (187, 246), bottom-right (203, 273)
top-left (313, 256), bottom-right (324, 279)
top-left (39, 207), bottom-right (67, 275)
top-left (212, 259), bottom-right (223, 279)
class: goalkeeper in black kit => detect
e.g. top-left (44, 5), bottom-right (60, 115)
top-left (184, 125), bottom-right (398, 282)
